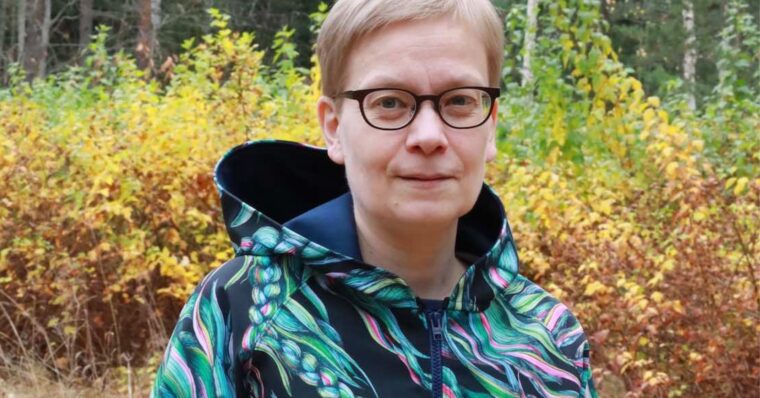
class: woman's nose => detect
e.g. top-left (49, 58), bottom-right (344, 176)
top-left (405, 102), bottom-right (449, 155)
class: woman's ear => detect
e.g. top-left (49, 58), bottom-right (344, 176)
top-left (485, 100), bottom-right (498, 162)
top-left (317, 96), bottom-right (345, 165)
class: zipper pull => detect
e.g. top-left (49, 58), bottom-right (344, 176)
top-left (430, 311), bottom-right (443, 341)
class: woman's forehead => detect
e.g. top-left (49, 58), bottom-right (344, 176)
top-left (341, 18), bottom-right (490, 92)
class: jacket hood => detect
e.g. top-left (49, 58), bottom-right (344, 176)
top-left (213, 140), bottom-right (520, 312)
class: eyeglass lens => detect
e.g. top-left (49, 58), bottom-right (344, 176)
top-left (362, 88), bottom-right (493, 130)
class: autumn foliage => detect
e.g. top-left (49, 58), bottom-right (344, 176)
top-left (1, 5), bottom-right (758, 397)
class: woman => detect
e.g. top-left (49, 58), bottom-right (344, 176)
top-left (151, 0), bottom-right (597, 397)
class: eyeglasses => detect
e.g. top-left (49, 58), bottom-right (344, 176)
top-left (336, 86), bottom-right (500, 131)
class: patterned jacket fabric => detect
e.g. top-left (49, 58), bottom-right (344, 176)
top-left (150, 140), bottom-right (598, 398)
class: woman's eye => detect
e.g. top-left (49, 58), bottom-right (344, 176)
top-left (382, 98), bottom-right (397, 108)
top-left (447, 96), bottom-right (474, 106)
top-left (378, 97), bottom-right (403, 109)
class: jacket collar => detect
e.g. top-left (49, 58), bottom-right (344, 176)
top-left (284, 192), bottom-right (363, 261)
top-left (214, 140), bottom-right (520, 312)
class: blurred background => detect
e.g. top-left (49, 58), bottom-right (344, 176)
top-left (0, 0), bottom-right (757, 397)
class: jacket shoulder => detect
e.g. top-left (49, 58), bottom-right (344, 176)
top-left (201, 254), bottom-right (305, 296)
top-left (185, 254), bottom-right (307, 340)
top-left (502, 274), bottom-right (591, 365)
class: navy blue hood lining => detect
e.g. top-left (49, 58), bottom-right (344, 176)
top-left (284, 192), bottom-right (364, 261)
top-left (215, 140), bottom-right (502, 259)
top-left (216, 140), bottom-right (349, 224)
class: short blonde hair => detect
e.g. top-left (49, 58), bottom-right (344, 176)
top-left (316, 0), bottom-right (504, 97)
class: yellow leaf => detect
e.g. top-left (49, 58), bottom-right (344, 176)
top-left (598, 200), bottom-right (613, 216)
top-left (693, 208), bottom-right (708, 221)
top-left (584, 281), bottom-right (608, 296)
top-left (636, 298), bottom-right (649, 310)
top-left (648, 271), bottom-right (665, 286)
top-left (562, 38), bottom-right (574, 51)
top-left (647, 96), bottom-right (661, 108)
top-left (663, 124), bottom-right (679, 136)
top-left (643, 109), bottom-right (656, 124)
top-left (734, 177), bottom-right (748, 195)
top-left (665, 162), bottom-right (679, 179)
top-left (725, 177), bottom-right (737, 189)
top-left (651, 291), bottom-right (664, 304)
top-left (221, 39), bottom-right (235, 56)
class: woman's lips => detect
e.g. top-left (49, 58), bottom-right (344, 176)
top-left (398, 175), bottom-right (453, 188)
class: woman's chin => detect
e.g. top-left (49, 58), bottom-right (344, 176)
top-left (384, 203), bottom-right (464, 229)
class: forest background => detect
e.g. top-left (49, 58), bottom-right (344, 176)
top-left (0, 0), bottom-right (758, 397)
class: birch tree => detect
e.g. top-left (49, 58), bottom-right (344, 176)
top-left (522, 0), bottom-right (539, 87)
top-left (21, 0), bottom-right (51, 79)
top-left (16, 0), bottom-right (24, 65)
top-left (0, 0), bottom-right (7, 71)
top-left (682, 0), bottom-right (697, 110)
top-left (78, 0), bottom-right (92, 49)
top-left (136, 0), bottom-right (160, 71)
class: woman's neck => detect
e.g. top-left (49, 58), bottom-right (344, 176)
top-left (353, 208), bottom-right (466, 300)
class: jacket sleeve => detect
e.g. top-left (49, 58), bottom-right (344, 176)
top-left (579, 342), bottom-right (598, 398)
top-left (150, 274), bottom-right (239, 398)
top-left (555, 311), bottom-right (598, 398)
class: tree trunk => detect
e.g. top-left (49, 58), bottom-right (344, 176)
top-left (79, 0), bottom-right (93, 49)
top-left (136, 0), bottom-right (152, 70)
top-left (16, 0), bottom-right (24, 62)
top-left (151, 0), bottom-right (160, 52)
top-left (136, 0), bottom-right (159, 71)
top-left (40, 0), bottom-right (49, 70)
top-left (682, 0), bottom-right (697, 110)
top-left (22, 0), bottom-right (51, 79)
top-left (0, 0), bottom-right (7, 70)
top-left (522, 0), bottom-right (539, 87)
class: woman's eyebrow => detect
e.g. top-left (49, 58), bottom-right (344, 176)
top-left (355, 75), bottom-right (413, 90)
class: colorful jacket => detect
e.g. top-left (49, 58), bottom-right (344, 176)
top-left (151, 140), bottom-right (597, 398)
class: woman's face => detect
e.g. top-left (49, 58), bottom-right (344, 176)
top-left (319, 16), bottom-right (498, 229)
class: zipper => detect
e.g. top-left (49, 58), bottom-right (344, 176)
top-left (424, 298), bottom-right (447, 398)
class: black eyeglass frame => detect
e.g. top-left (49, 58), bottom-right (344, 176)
top-left (336, 86), bottom-right (501, 131)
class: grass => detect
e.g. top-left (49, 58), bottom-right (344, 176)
top-left (0, 360), bottom-right (153, 398)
